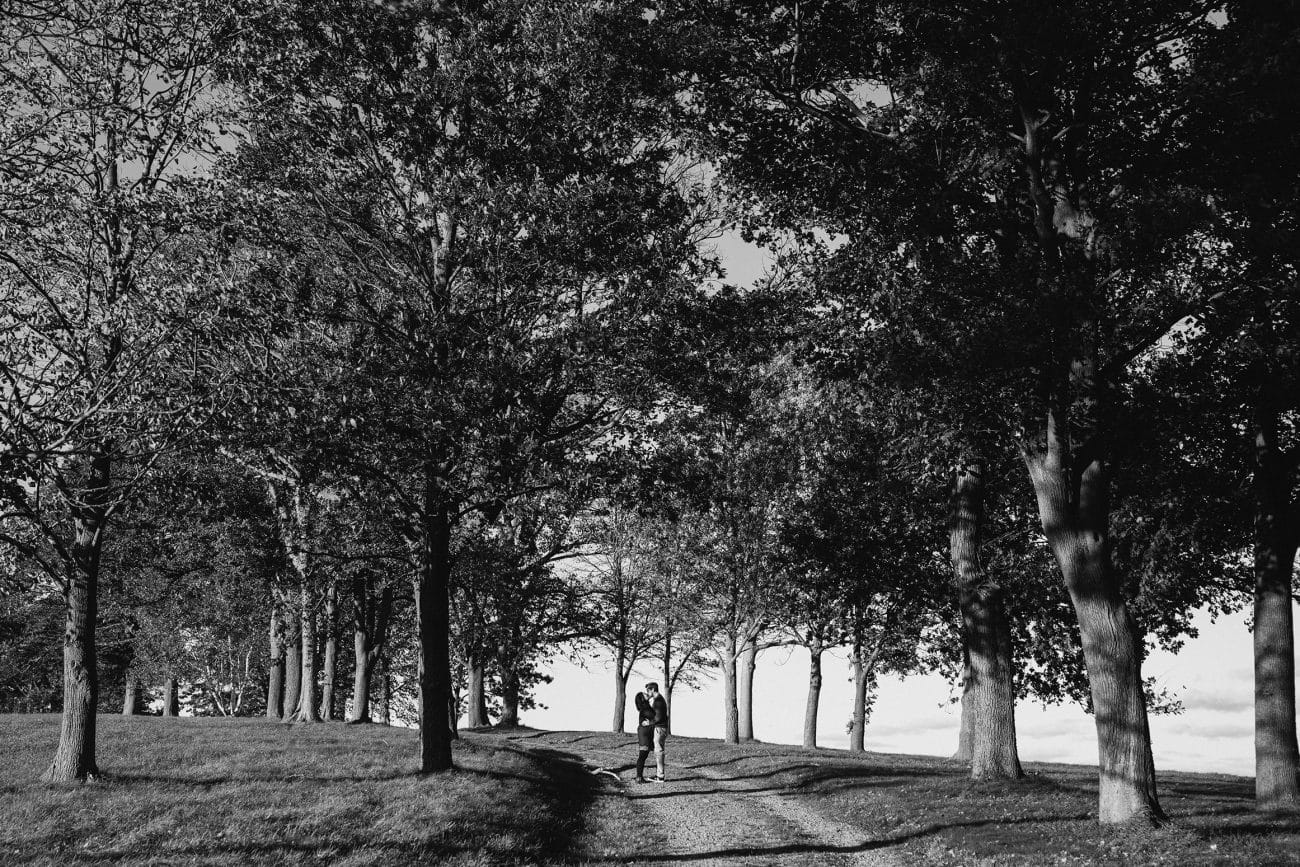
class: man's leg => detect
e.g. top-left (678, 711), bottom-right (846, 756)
top-left (654, 726), bottom-right (667, 779)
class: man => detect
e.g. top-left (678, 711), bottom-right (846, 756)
top-left (645, 682), bottom-right (669, 782)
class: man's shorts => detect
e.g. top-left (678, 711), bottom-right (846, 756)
top-left (653, 726), bottom-right (668, 752)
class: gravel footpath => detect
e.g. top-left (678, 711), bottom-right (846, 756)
top-left (511, 732), bottom-right (901, 866)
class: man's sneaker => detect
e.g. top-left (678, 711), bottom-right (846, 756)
top-left (651, 776), bottom-right (666, 783)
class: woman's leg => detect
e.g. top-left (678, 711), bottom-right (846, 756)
top-left (636, 748), bottom-right (649, 779)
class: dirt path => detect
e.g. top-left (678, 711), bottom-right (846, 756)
top-left (510, 732), bottom-right (901, 866)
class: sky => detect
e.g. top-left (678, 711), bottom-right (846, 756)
top-left (521, 233), bottom-right (1297, 780)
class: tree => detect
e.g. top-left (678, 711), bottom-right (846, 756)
top-left (347, 572), bottom-right (396, 725)
top-left (456, 501), bottom-right (593, 728)
top-left (105, 461), bottom-right (279, 719)
top-left (642, 516), bottom-right (717, 729)
top-left (583, 505), bottom-right (668, 733)
top-left (764, 362), bottom-right (944, 751)
top-left (0, 0), bottom-right (241, 780)
top-left (1173, 2), bottom-right (1300, 811)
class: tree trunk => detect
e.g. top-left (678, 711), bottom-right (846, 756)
top-left (293, 577), bottom-right (320, 723)
top-left (738, 637), bottom-right (757, 741)
top-left (281, 608), bottom-right (301, 723)
top-left (803, 640), bottom-right (823, 749)
top-left (612, 655), bottom-right (628, 733)
top-left (720, 635), bottom-right (739, 744)
top-left (162, 677), bottom-right (179, 717)
top-left (377, 653), bottom-right (391, 726)
top-left (952, 461), bottom-right (1022, 780)
top-left (349, 617), bottom-right (373, 724)
top-left (319, 581), bottom-right (338, 721)
top-left (466, 657), bottom-right (489, 728)
top-left (661, 633), bottom-right (673, 734)
top-left (850, 651), bottom-right (867, 754)
top-left (416, 496), bottom-right (454, 770)
top-left (266, 606), bottom-right (285, 720)
top-left (347, 578), bottom-right (392, 724)
top-left (45, 450), bottom-right (109, 783)
top-left (122, 677), bottom-right (140, 716)
top-left (1025, 449), bottom-right (1163, 824)
top-left (1251, 400), bottom-right (1300, 810)
top-left (499, 664), bottom-right (521, 728)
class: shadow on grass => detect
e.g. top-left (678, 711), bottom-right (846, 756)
top-left (624, 778), bottom-right (915, 801)
top-left (613, 812), bottom-right (1096, 863)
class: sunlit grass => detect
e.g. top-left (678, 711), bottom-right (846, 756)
top-left (0, 715), bottom-right (598, 866)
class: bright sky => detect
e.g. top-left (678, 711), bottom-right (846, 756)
top-left (523, 233), bottom-right (1297, 781)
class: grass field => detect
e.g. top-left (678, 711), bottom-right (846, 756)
top-left (1, 715), bottom-right (1298, 865)
top-left (0, 715), bottom-right (612, 866)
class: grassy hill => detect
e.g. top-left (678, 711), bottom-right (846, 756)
top-left (1, 715), bottom-right (1297, 865)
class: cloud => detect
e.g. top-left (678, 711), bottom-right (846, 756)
top-left (1180, 686), bottom-right (1253, 716)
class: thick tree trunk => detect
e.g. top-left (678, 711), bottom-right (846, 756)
top-left (349, 623), bottom-right (373, 724)
top-left (319, 581), bottom-right (338, 721)
top-left (499, 664), bottom-right (521, 728)
top-left (1251, 402), bottom-right (1300, 810)
top-left (281, 608), bottom-right (302, 723)
top-left (266, 606), bottom-right (285, 720)
top-left (951, 461), bottom-right (1022, 780)
top-left (1026, 450), bottom-right (1163, 824)
top-left (122, 677), bottom-right (140, 716)
top-left (162, 677), bottom-right (179, 717)
top-left (738, 638), bottom-right (757, 741)
top-left (466, 658), bottom-right (490, 728)
top-left (1254, 535), bottom-right (1299, 810)
top-left (416, 497), bottom-right (454, 770)
top-left (45, 453), bottom-right (109, 783)
top-left (803, 640), bottom-right (823, 749)
top-left (960, 590), bottom-right (1022, 779)
top-left (612, 661), bottom-right (628, 733)
top-left (850, 651), bottom-right (868, 754)
top-left (293, 578), bottom-right (320, 723)
top-left (720, 635), bottom-right (739, 744)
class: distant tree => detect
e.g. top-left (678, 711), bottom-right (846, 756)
top-left (457, 501), bottom-right (593, 728)
top-left (581, 505), bottom-right (668, 733)
top-left (641, 517), bottom-right (717, 727)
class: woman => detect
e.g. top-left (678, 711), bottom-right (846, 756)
top-left (590, 690), bottom-right (655, 783)
top-left (633, 690), bottom-right (654, 783)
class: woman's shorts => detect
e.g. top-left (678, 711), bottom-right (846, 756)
top-left (637, 724), bottom-right (653, 749)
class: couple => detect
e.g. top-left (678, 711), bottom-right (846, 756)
top-left (596, 682), bottom-right (669, 783)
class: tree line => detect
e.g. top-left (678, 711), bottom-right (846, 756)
top-left (1, 0), bottom-right (1297, 829)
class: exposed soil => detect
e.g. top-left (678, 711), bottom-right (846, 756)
top-left (509, 731), bottom-right (901, 866)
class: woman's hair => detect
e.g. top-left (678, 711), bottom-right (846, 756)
top-left (635, 692), bottom-right (650, 714)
